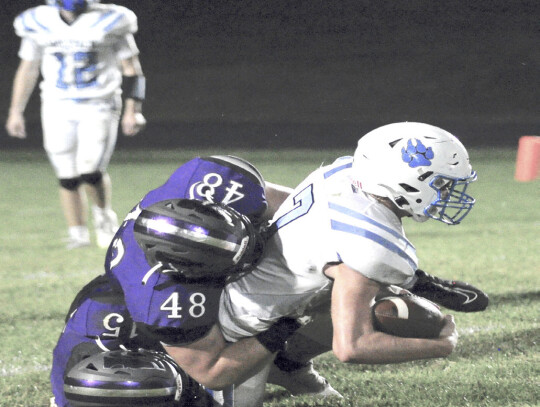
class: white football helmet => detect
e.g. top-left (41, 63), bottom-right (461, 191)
top-left (352, 122), bottom-right (477, 225)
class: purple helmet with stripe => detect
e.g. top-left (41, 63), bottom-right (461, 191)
top-left (133, 199), bottom-right (264, 280)
top-left (64, 349), bottom-right (179, 407)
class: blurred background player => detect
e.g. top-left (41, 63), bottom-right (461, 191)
top-left (5, 0), bottom-right (146, 249)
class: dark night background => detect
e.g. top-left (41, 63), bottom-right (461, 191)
top-left (1, 0), bottom-right (538, 150)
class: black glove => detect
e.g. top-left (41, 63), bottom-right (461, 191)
top-left (410, 269), bottom-right (489, 312)
top-left (175, 367), bottom-right (215, 407)
top-left (256, 317), bottom-right (301, 353)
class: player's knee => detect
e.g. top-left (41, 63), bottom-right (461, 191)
top-left (80, 171), bottom-right (103, 186)
top-left (59, 177), bottom-right (81, 191)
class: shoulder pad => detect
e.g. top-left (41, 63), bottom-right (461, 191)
top-left (93, 4), bottom-right (138, 35)
top-left (14, 6), bottom-right (53, 38)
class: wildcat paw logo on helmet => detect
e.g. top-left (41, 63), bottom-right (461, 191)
top-left (401, 139), bottom-right (435, 168)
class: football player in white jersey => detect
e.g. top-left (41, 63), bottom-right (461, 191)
top-left (5, 0), bottom-right (146, 249)
top-left (214, 122), bottom-right (480, 406)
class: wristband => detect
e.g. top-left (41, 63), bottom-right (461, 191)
top-left (122, 75), bottom-right (146, 101)
top-left (255, 317), bottom-right (301, 353)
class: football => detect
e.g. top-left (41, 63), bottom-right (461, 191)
top-left (372, 294), bottom-right (445, 338)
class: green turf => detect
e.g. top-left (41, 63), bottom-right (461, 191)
top-left (0, 147), bottom-right (538, 407)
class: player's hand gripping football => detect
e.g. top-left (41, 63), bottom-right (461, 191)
top-left (438, 314), bottom-right (459, 355)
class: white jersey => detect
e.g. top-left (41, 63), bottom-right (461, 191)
top-left (219, 156), bottom-right (419, 341)
top-left (14, 4), bottom-right (138, 101)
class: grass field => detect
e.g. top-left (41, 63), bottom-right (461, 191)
top-left (0, 147), bottom-right (538, 407)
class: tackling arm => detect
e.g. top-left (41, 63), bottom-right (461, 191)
top-left (163, 319), bottom-right (299, 390)
top-left (120, 56), bottom-right (146, 136)
top-left (326, 263), bottom-right (458, 364)
top-left (5, 58), bottom-right (40, 139)
top-left (263, 182), bottom-right (293, 220)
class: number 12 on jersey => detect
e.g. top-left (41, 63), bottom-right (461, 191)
top-left (54, 51), bottom-right (98, 89)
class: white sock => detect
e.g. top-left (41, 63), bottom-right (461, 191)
top-left (69, 225), bottom-right (89, 240)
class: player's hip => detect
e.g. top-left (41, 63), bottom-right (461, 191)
top-left (41, 93), bottom-right (122, 117)
top-left (218, 286), bottom-right (332, 342)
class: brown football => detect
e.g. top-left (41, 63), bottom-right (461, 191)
top-left (372, 295), bottom-right (445, 338)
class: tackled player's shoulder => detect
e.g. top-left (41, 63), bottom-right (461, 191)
top-left (14, 5), bottom-right (57, 35)
top-left (91, 3), bottom-right (138, 34)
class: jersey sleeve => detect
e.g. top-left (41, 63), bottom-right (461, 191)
top-left (17, 37), bottom-right (42, 61)
top-left (114, 33), bottom-right (139, 60)
top-left (14, 8), bottom-right (43, 38)
top-left (328, 198), bottom-right (418, 286)
top-left (105, 5), bottom-right (138, 36)
top-left (336, 232), bottom-right (416, 285)
top-left (101, 6), bottom-right (139, 59)
top-left (13, 8), bottom-right (44, 60)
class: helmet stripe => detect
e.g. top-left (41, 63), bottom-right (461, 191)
top-left (136, 215), bottom-right (240, 253)
top-left (64, 385), bottom-right (176, 397)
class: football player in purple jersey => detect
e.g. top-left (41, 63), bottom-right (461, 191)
top-left (51, 198), bottom-right (271, 407)
top-left (103, 156), bottom-right (301, 385)
top-left (51, 155), bottom-right (327, 406)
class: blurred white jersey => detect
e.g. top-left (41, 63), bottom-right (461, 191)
top-left (219, 156), bottom-right (419, 341)
top-left (14, 4), bottom-right (139, 101)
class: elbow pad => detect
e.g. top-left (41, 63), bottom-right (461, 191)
top-left (122, 75), bottom-right (146, 101)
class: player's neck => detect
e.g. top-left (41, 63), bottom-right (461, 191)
top-left (59, 9), bottom-right (83, 24)
top-left (370, 194), bottom-right (409, 220)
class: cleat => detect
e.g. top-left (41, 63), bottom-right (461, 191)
top-left (92, 206), bottom-right (119, 249)
top-left (267, 360), bottom-right (342, 398)
top-left (410, 269), bottom-right (489, 312)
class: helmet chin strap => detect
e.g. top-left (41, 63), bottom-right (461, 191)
top-left (369, 194), bottom-right (410, 220)
top-left (410, 212), bottom-right (430, 222)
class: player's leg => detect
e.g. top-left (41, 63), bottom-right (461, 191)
top-left (231, 358), bottom-right (273, 407)
top-left (219, 291), bottom-right (339, 400)
top-left (81, 171), bottom-right (119, 248)
top-left (267, 310), bottom-right (342, 398)
top-left (77, 99), bottom-right (120, 248)
top-left (42, 101), bottom-right (90, 249)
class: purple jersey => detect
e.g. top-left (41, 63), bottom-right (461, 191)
top-left (51, 276), bottom-right (148, 407)
top-left (51, 156), bottom-right (264, 405)
top-left (105, 156), bottom-right (267, 344)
